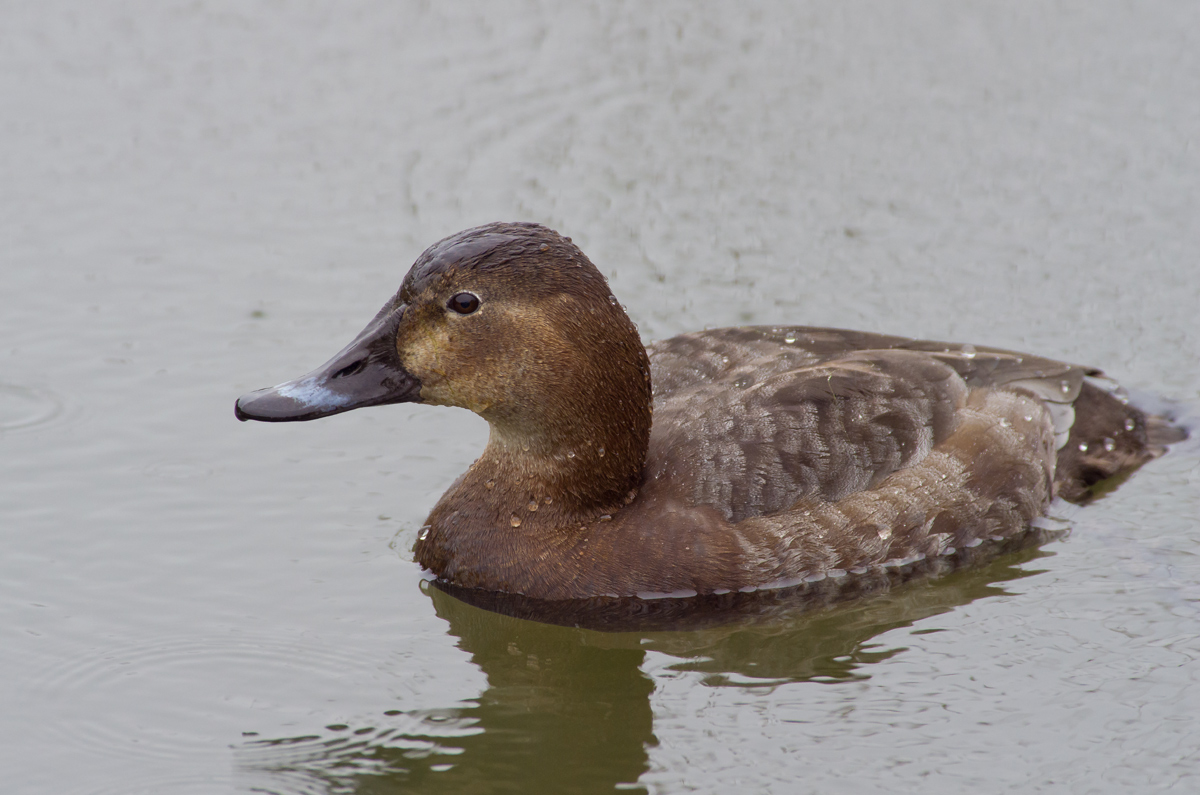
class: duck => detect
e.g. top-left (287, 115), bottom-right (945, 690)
top-left (235, 222), bottom-right (1183, 601)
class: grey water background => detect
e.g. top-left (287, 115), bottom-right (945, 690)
top-left (3, 2), bottom-right (1199, 793)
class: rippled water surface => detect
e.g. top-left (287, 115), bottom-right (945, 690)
top-left (3, 3), bottom-right (1199, 793)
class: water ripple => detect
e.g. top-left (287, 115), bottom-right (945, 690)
top-left (81, 773), bottom-right (244, 795)
top-left (235, 712), bottom-right (482, 795)
top-left (30, 633), bottom-right (389, 765)
top-left (0, 382), bottom-right (63, 433)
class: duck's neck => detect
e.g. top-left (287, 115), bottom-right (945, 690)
top-left (429, 338), bottom-right (652, 529)
top-left (472, 421), bottom-right (645, 522)
top-left (416, 353), bottom-right (652, 590)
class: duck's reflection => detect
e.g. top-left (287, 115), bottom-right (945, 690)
top-left (240, 539), bottom-right (1051, 794)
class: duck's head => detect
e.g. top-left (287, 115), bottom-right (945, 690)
top-left (236, 223), bottom-right (652, 505)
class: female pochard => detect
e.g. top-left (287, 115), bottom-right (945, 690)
top-left (236, 223), bottom-right (1181, 601)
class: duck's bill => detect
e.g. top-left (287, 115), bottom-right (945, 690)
top-left (235, 304), bottom-right (420, 422)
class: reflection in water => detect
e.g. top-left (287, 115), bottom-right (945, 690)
top-left (239, 542), bottom-right (1052, 794)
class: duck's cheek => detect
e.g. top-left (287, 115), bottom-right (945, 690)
top-left (408, 368), bottom-right (457, 408)
top-left (414, 381), bottom-right (473, 411)
top-left (419, 382), bottom-right (494, 414)
top-left (413, 361), bottom-right (510, 414)
top-left (397, 327), bottom-right (452, 380)
top-left (404, 356), bottom-right (492, 413)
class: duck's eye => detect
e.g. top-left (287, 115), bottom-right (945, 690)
top-left (447, 292), bottom-right (481, 315)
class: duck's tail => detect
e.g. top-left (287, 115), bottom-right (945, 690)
top-left (1054, 380), bottom-right (1188, 504)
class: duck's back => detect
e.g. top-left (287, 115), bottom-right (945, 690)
top-left (644, 326), bottom-right (1175, 525)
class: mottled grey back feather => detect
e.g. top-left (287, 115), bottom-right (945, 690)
top-left (645, 326), bottom-right (1103, 523)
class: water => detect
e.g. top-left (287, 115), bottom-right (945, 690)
top-left (3, 2), bottom-right (1199, 793)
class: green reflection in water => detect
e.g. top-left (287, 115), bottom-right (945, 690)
top-left (239, 545), bottom-right (1049, 794)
